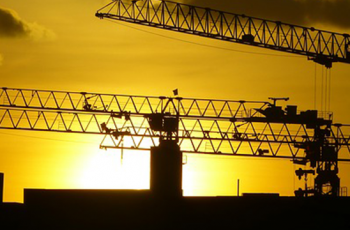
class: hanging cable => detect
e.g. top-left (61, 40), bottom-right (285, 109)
top-left (105, 19), bottom-right (305, 58)
top-left (121, 138), bottom-right (124, 166)
top-left (314, 63), bottom-right (317, 110)
top-left (328, 69), bottom-right (332, 111)
top-left (325, 68), bottom-right (328, 112)
top-left (0, 131), bottom-right (95, 144)
top-left (321, 67), bottom-right (324, 112)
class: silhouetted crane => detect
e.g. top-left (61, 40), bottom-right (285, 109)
top-left (95, 0), bottom-right (350, 68)
top-left (1, 87), bottom-right (350, 196)
top-left (93, 0), bottom-right (350, 196)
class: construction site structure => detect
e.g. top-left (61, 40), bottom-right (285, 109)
top-left (96, 0), bottom-right (350, 68)
top-left (93, 0), bottom-right (350, 196)
top-left (1, 87), bottom-right (350, 197)
top-left (1, 2), bottom-right (350, 229)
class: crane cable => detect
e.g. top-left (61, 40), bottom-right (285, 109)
top-left (325, 68), bottom-right (328, 112)
top-left (314, 63), bottom-right (317, 110)
top-left (314, 66), bottom-right (332, 115)
top-left (314, 65), bottom-right (332, 115)
top-left (324, 68), bottom-right (332, 113)
top-left (104, 19), bottom-right (305, 58)
top-left (321, 67), bottom-right (324, 112)
top-left (328, 69), bottom-right (332, 111)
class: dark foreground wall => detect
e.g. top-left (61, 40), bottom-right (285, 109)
top-left (2, 189), bottom-right (350, 230)
top-left (0, 203), bottom-right (25, 230)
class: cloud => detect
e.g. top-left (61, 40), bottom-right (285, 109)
top-left (186, 0), bottom-right (350, 29)
top-left (0, 6), bottom-right (55, 40)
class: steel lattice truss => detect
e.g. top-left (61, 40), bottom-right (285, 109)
top-left (0, 87), bottom-right (268, 118)
top-left (96, 0), bottom-right (350, 67)
top-left (1, 88), bottom-right (350, 161)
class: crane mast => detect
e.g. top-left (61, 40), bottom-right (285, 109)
top-left (96, 0), bottom-right (350, 68)
top-left (1, 87), bottom-right (350, 196)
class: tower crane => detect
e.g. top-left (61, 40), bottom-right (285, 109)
top-left (95, 0), bottom-right (350, 68)
top-left (94, 0), bottom-right (350, 196)
top-left (2, 1), bottom-right (350, 198)
top-left (1, 87), bottom-right (350, 196)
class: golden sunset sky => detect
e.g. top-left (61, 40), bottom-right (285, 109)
top-left (1, 0), bottom-right (350, 202)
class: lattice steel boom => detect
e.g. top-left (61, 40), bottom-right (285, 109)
top-left (1, 87), bottom-right (350, 196)
top-left (96, 0), bottom-right (350, 68)
top-left (0, 87), bottom-right (349, 157)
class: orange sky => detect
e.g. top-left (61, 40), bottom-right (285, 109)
top-left (1, 0), bottom-right (350, 202)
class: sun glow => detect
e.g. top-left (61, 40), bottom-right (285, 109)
top-left (79, 148), bottom-right (150, 189)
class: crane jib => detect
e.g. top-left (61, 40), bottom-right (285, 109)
top-left (0, 87), bottom-right (349, 160)
top-left (2, 86), bottom-right (350, 196)
top-left (96, 0), bottom-right (350, 68)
